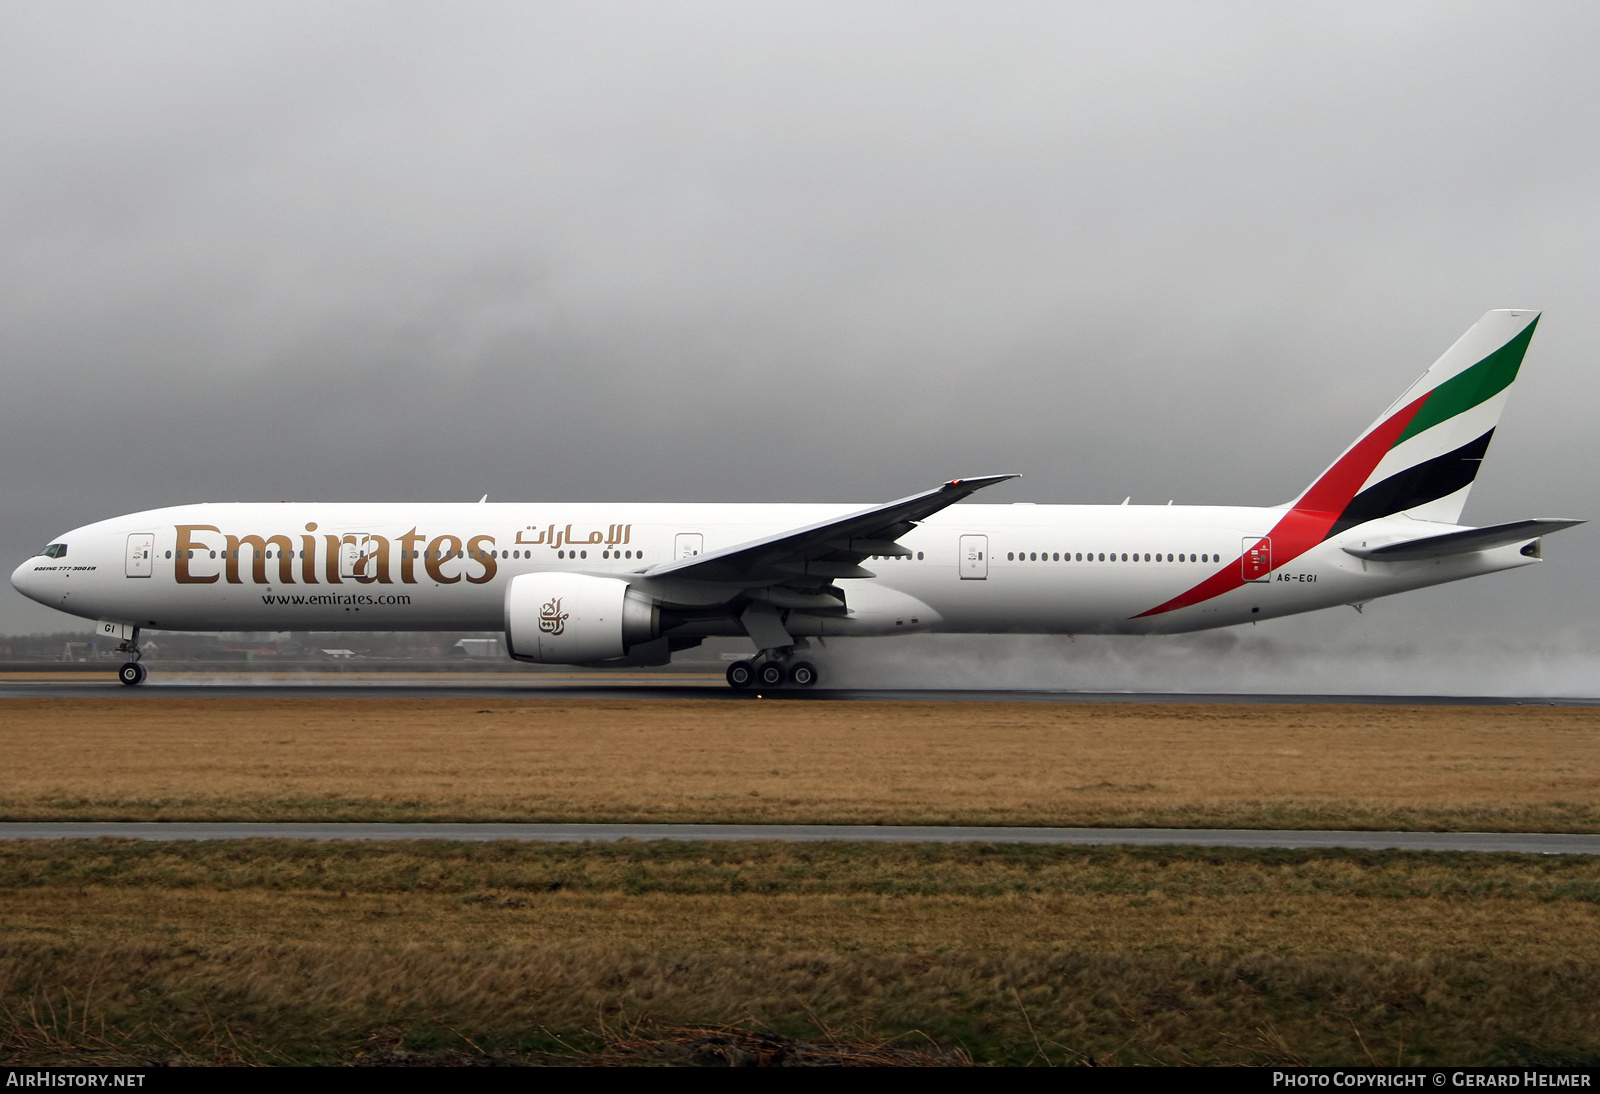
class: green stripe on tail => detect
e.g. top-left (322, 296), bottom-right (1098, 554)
top-left (1396, 316), bottom-right (1539, 445)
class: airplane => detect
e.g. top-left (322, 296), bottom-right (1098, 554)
top-left (11, 309), bottom-right (1580, 689)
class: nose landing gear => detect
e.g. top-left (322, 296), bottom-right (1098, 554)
top-left (105, 623), bottom-right (148, 686)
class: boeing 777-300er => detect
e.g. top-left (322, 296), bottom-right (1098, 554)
top-left (11, 309), bottom-right (1581, 688)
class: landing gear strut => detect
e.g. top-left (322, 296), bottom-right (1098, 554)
top-left (725, 650), bottom-right (819, 690)
top-left (112, 625), bottom-right (146, 687)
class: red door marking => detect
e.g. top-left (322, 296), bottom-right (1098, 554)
top-left (1242, 537), bottom-right (1272, 582)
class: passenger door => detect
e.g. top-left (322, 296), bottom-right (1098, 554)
top-left (124, 533), bottom-right (154, 578)
top-left (959, 535), bottom-right (988, 579)
top-left (1242, 536), bottom-right (1272, 582)
top-left (339, 534), bottom-right (378, 580)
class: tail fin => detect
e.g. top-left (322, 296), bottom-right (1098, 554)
top-left (1290, 309), bottom-right (1540, 534)
top-left (1136, 310), bottom-right (1541, 620)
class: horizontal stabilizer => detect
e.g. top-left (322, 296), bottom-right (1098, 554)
top-left (1343, 519), bottom-right (1584, 561)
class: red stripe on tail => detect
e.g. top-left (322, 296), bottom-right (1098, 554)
top-left (1134, 392), bottom-right (1428, 618)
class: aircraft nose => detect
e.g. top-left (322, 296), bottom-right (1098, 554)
top-left (11, 556), bottom-right (42, 603)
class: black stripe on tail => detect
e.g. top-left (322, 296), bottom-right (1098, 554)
top-left (1326, 430), bottom-right (1494, 539)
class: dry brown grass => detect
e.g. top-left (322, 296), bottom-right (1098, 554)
top-left (1, 841), bottom-right (1598, 1065)
top-left (0, 697), bottom-right (1596, 830)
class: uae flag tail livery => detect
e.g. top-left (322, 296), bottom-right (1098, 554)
top-left (1140, 309), bottom-right (1558, 619)
top-left (1300, 308), bottom-right (1539, 533)
top-left (9, 307), bottom-right (1583, 688)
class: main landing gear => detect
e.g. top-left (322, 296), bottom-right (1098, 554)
top-left (726, 652), bottom-right (818, 690)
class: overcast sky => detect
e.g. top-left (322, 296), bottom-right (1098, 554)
top-left (3, 2), bottom-right (1598, 687)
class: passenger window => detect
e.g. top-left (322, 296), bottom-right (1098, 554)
top-left (1052, 553), bottom-right (1059, 561)
top-left (1007, 553), bottom-right (1014, 561)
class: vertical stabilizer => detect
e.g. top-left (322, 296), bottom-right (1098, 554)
top-left (1137, 309), bottom-right (1542, 621)
top-left (1291, 309), bottom-right (1540, 533)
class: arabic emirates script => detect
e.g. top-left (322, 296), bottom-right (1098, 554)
top-left (538, 597), bottom-right (568, 636)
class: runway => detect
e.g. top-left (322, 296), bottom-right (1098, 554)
top-left (1, 674), bottom-right (1595, 705)
top-left (2, 822), bottom-right (1596, 854)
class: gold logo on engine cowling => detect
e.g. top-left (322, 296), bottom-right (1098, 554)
top-left (538, 597), bottom-right (569, 636)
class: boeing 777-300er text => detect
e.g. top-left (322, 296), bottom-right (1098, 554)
top-left (12, 309), bottom-right (1581, 688)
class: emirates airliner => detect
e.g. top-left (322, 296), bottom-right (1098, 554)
top-left (13, 310), bottom-right (1578, 688)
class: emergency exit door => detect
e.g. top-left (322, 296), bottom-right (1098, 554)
top-left (959, 535), bottom-right (988, 579)
top-left (1242, 536), bottom-right (1272, 582)
top-left (125, 533), bottom-right (154, 577)
top-left (674, 533), bottom-right (703, 560)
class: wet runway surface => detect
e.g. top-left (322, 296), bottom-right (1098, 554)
top-left (1, 675), bottom-right (1595, 704)
top-left (1, 821), bottom-right (1595, 853)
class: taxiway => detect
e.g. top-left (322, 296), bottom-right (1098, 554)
top-left (2, 822), bottom-right (1595, 854)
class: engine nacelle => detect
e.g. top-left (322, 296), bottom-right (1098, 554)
top-left (504, 572), bottom-right (659, 664)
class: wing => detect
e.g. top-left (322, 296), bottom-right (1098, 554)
top-left (643, 475), bottom-right (1019, 586)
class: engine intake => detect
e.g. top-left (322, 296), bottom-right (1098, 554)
top-left (504, 572), bottom-right (659, 664)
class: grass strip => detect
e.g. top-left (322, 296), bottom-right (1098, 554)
top-left (1, 840), bottom-right (1597, 1065)
top-left (3, 698), bottom-right (1596, 831)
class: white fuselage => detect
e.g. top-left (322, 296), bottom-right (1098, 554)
top-left (11, 500), bottom-right (1539, 639)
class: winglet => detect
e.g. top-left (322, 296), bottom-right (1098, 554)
top-left (940, 474), bottom-right (1021, 498)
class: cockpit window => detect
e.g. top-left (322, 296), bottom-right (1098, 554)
top-left (40, 543), bottom-right (67, 559)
